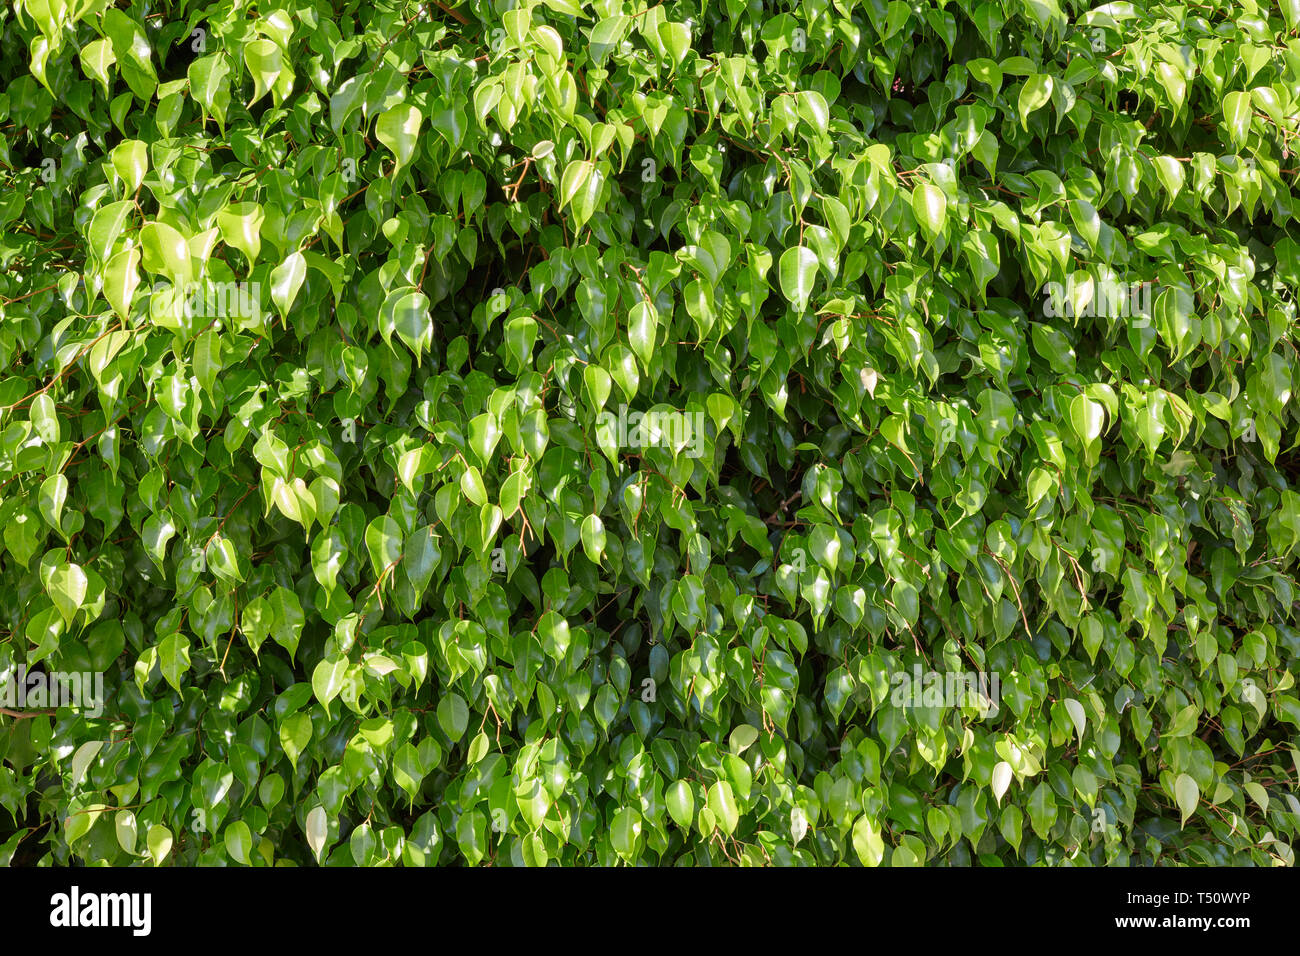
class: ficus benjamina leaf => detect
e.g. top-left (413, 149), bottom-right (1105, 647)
top-left (0, 0), bottom-right (1296, 874)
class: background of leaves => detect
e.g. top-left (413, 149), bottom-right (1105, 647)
top-left (1, 0), bottom-right (1298, 866)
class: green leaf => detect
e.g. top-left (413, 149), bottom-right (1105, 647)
top-left (39, 473), bottom-right (68, 535)
top-left (46, 562), bottom-right (87, 626)
top-left (610, 807), bottom-right (642, 863)
top-left (911, 183), bottom-right (947, 243)
top-left (1018, 74), bottom-right (1054, 129)
top-left (437, 693), bottom-right (469, 741)
top-left (279, 712), bottom-right (313, 770)
top-left (305, 806), bottom-right (328, 861)
top-left (580, 514), bottom-right (606, 564)
top-left (110, 140), bottom-right (148, 196)
top-left (851, 815), bottom-right (885, 866)
top-left (243, 38), bottom-right (282, 106)
top-left (224, 821), bottom-right (253, 864)
top-left (779, 245), bottom-right (819, 313)
top-left (992, 761), bottom-right (1013, 804)
top-left (158, 632), bottom-right (191, 693)
top-left (140, 221), bottom-right (192, 283)
top-left (559, 160), bottom-right (606, 230)
top-left (376, 104), bottom-right (424, 173)
top-left (312, 656), bottom-right (348, 712)
top-left (1222, 91), bottom-right (1252, 150)
top-left (365, 516), bottom-right (404, 577)
top-left (666, 780), bottom-right (694, 828)
top-left (628, 299), bottom-right (658, 366)
top-left (1174, 773), bottom-right (1199, 827)
top-left (707, 781), bottom-right (739, 835)
top-left (147, 825), bottom-right (173, 866)
top-left (270, 252), bottom-right (306, 319)
top-left (1069, 395), bottom-right (1105, 450)
top-left (217, 203), bottom-right (264, 266)
top-left (383, 288), bottom-right (434, 362)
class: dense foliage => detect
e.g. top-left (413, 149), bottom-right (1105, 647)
top-left (1, 0), bottom-right (1299, 867)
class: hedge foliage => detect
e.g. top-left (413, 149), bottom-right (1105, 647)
top-left (1, 0), bottom-right (1299, 867)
